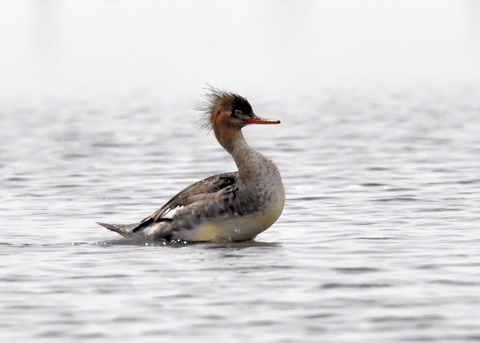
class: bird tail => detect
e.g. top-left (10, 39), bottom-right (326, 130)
top-left (96, 222), bottom-right (141, 239)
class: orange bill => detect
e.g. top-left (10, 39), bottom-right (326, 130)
top-left (244, 114), bottom-right (281, 125)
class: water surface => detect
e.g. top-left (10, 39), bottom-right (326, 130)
top-left (1, 84), bottom-right (480, 342)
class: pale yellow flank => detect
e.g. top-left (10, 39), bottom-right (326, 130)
top-left (192, 195), bottom-right (285, 242)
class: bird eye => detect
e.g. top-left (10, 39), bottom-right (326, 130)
top-left (233, 109), bottom-right (243, 117)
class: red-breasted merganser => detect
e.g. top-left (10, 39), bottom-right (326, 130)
top-left (97, 88), bottom-right (285, 242)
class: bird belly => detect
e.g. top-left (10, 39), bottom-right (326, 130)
top-left (182, 196), bottom-right (285, 242)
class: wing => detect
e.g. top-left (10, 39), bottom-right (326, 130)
top-left (134, 172), bottom-right (238, 233)
top-left (131, 172), bottom-right (238, 233)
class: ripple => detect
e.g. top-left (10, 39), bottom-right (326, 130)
top-left (333, 267), bottom-right (381, 274)
top-left (373, 196), bottom-right (418, 202)
top-left (3, 84), bottom-right (480, 343)
top-left (321, 282), bottom-right (392, 289)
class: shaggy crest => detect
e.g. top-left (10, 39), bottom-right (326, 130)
top-left (199, 85), bottom-right (252, 132)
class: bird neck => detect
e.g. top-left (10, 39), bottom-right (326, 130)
top-left (215, 127), bottom-right (268, 182)
top-left (215, 126), bottom-right (244, 154)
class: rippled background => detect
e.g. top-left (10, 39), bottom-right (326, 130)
top-left (1, 1), bottom-right (480, 342)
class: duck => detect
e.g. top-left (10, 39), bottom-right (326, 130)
top-left (97, 88), bottom-right (285, 242)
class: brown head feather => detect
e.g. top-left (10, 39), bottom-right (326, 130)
top-left (199, 85), bottom-right (251, 132)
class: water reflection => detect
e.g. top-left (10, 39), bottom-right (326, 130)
top-left (96, 238), bottom-right (280, 249)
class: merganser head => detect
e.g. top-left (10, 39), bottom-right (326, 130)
top-left (202, 87), bottom-right (280, 132)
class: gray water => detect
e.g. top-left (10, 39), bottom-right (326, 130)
top-left (1, 84), bottom-right (480, 342)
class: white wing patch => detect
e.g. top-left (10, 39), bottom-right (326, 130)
top-left (162, 205), bottom-right (184, 219)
